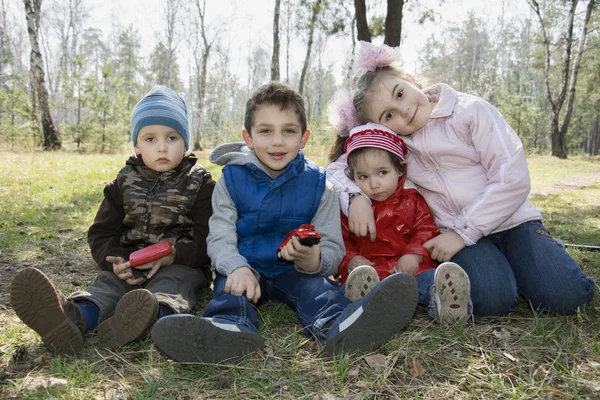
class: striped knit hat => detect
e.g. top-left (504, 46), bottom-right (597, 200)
top-left (131, 85), bottom-right (190, 149)
top-left (345, 122), bottom-right (408, 164)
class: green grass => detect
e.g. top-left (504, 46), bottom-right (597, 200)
top-left (0, 150), bottom-right (599, 399)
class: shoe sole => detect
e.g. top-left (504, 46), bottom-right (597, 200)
top-left (345, 265), bottom-right (380, 302)
top-left (97, 289), bottom-right (158, 350)
top-left (151, 315), bottom-right (264, 363)
top-left (322, 273), bottom-right (418, 357)
top-left (435, 262), bottom-right (470, 326)
top-left (10, 268), bottom-right (84, 355)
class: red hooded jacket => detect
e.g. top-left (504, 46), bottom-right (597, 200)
top-left (338, 175), bottom-right (439, 283)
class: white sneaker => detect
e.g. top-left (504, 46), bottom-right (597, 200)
top-left (430, 262), bottom-right (471, 326)
top-left (344, 265), bottom-right (380, 302)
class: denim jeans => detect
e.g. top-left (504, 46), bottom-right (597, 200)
top-left (203, 268), bottom-right (352, 342)
top-left (451, 220), bottom-right (595, 316)
top-left (415, 269), bottom-right (435, 307)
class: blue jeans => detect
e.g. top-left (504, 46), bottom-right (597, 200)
top-left (451, 220), bottom-right (595, 316)
top-left (415, 269), bottom-right (435, 307)
top-left (203, 269), bottom-right (352, 342)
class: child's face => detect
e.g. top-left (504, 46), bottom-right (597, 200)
top-left (243, 104), bottom-right (310, 179)
top-left (365, 75), bottom-right (434, 136)
top-left (135, 125), bottom-right (186, 172)
top-left (352, 149), bottom-right (403, 202)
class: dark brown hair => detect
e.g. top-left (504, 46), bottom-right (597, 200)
top-left (346, 147), bottom-right (407, 180)
top-left (244, 82), bottom-right (307, 134)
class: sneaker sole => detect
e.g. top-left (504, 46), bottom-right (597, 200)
top-left (151, 315), bottom-right (265, 363)
top-left (322, 273), bottom-right (418, 357)
top-left (10, 268), bottom-right (84, 355)
top-left (435, 262), bottom-right (470, 326)
top-left (97, 289), bottom-right (158, 350)
top-left (345, 266), bottom-right (380, 302)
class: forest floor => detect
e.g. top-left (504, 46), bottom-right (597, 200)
top-left (0, 151), bottom-right (599, 399)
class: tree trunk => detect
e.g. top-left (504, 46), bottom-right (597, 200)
top-left (23, 0), bottom-right (61, 150)
top-left (384, 0), bottom-right (404, 47)
top-left (557, 0), bottom-right (595, 158)
top-left (194, 48), bottom-right (208, 151)
top-left (527, 0), bottom-right (595, 159)
top-left (354, 0), bottom-right (371, 42)
top-left (299, 0), bottom-right (321, 96)
top-left (271, 0), bottom-right (281, 81)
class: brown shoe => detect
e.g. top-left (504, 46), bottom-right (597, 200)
top-left (97, 289), bottom-right (158, 350)
top-left (11, 267), bottom-right (86, 355)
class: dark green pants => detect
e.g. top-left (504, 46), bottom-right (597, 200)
top-left (70, 264), bottom-right (209, 322)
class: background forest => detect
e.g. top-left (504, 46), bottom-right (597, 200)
top-left (0, 0), bottom-right (598, 158)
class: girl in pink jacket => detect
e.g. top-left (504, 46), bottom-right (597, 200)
top-left (327, 41), bottom-right (594, 317)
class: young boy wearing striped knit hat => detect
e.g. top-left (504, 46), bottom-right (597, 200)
top-left (336, 123), bottom-right (472, 326)
top-left (11, 85), bottom-right (215, 355)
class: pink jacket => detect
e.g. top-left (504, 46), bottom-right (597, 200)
top-left (327, 83), bottom-right (542, 246)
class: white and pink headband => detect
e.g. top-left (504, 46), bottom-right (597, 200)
top-left (327, 41), bottom-right (401, 137)
top-left (344, 123), bottom-right (408, 164)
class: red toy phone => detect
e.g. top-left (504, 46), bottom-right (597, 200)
top-left (129, 240), bottom-right (172, 267)
top-left (276, 224), bottom-right (321, 259)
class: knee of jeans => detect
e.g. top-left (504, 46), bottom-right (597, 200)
top-left (471, 285), bottom-right (519, 317)
top-left (528, 278), bottom-right (595, 315)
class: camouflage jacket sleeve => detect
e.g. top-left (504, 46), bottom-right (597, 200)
top-left (172, 168), bottom-right (215, 279)
top-left (87, 179), bottom-right (129, 271)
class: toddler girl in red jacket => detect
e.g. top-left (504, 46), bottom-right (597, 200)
top-left (337, 124), bottom-right (471, 325)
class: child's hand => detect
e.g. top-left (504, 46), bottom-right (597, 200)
top-left (423, 231), bottom-right (466, 262)
top-left (347, 255), bottom-right (375, 273)
top-left (107, 256), bottom-right (146, 286)
top-left (132, 246), bottom-right (176, 280)
top-left (394, 254), bottom-right (422, 276)
top-left (348, 195), bottom-right (376, 242)
top-left (225, 266), bottom-right (261, 303)
top-left (280, 236), bottom-right (321, 273)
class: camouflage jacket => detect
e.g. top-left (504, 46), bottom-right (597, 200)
top-left (87, 153), bottom-right (215, 280)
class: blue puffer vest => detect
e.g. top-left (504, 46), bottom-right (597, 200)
top-left (223, 152), bottom-right (326, 278)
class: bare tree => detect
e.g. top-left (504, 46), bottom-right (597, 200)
top-left (271, 0), bottom-right (281, 81)
top-left (527, 0), bottom-right (596, 158)
top-left (188, 0), bottom-right (222, 151)
top-left (298, 0), bottom-right (322, 96)
top-left (23, 0), bottom-right (60, 150)
top-left (160, 0), bottom-right (183, 89)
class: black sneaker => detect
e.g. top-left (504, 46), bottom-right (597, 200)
top-left (322, 272), bottom-right (418, 357)
top-left (151, 315), bottom-right (264, 363)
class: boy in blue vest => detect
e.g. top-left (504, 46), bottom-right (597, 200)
top-left (151, 82), bottom-right (419, 362)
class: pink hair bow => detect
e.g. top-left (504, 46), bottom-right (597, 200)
top-left (353, 41), bottom-right (400, 77)
top-left (327, 88), bottom-right (359, 137)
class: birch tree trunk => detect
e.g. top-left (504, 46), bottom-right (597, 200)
top-left (23, 0), bottom-right (61, 150)
top-left (527, 0), bottom-right (596, 159)
top-left (299, 0), bottom-right (322, 96)
top-left (271, 0), bottom-right (281, 81)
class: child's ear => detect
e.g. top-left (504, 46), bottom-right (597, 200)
top-left (299, 129), bottom-right (311, 149)
top-left (242, 130), bottom-right (254, 149)
top-left (134, 144), bottom-right (141, 155)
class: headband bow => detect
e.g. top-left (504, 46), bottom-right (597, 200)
top-left (353, 41), bottom-right (401, 77)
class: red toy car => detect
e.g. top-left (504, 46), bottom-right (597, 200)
top-left (276, 224), bottom-right (321, 259)
top-left (128, 240), bottom-right (172, 267)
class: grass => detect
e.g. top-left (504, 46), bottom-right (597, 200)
top-left (0, 149), bottom-right (599, 399)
